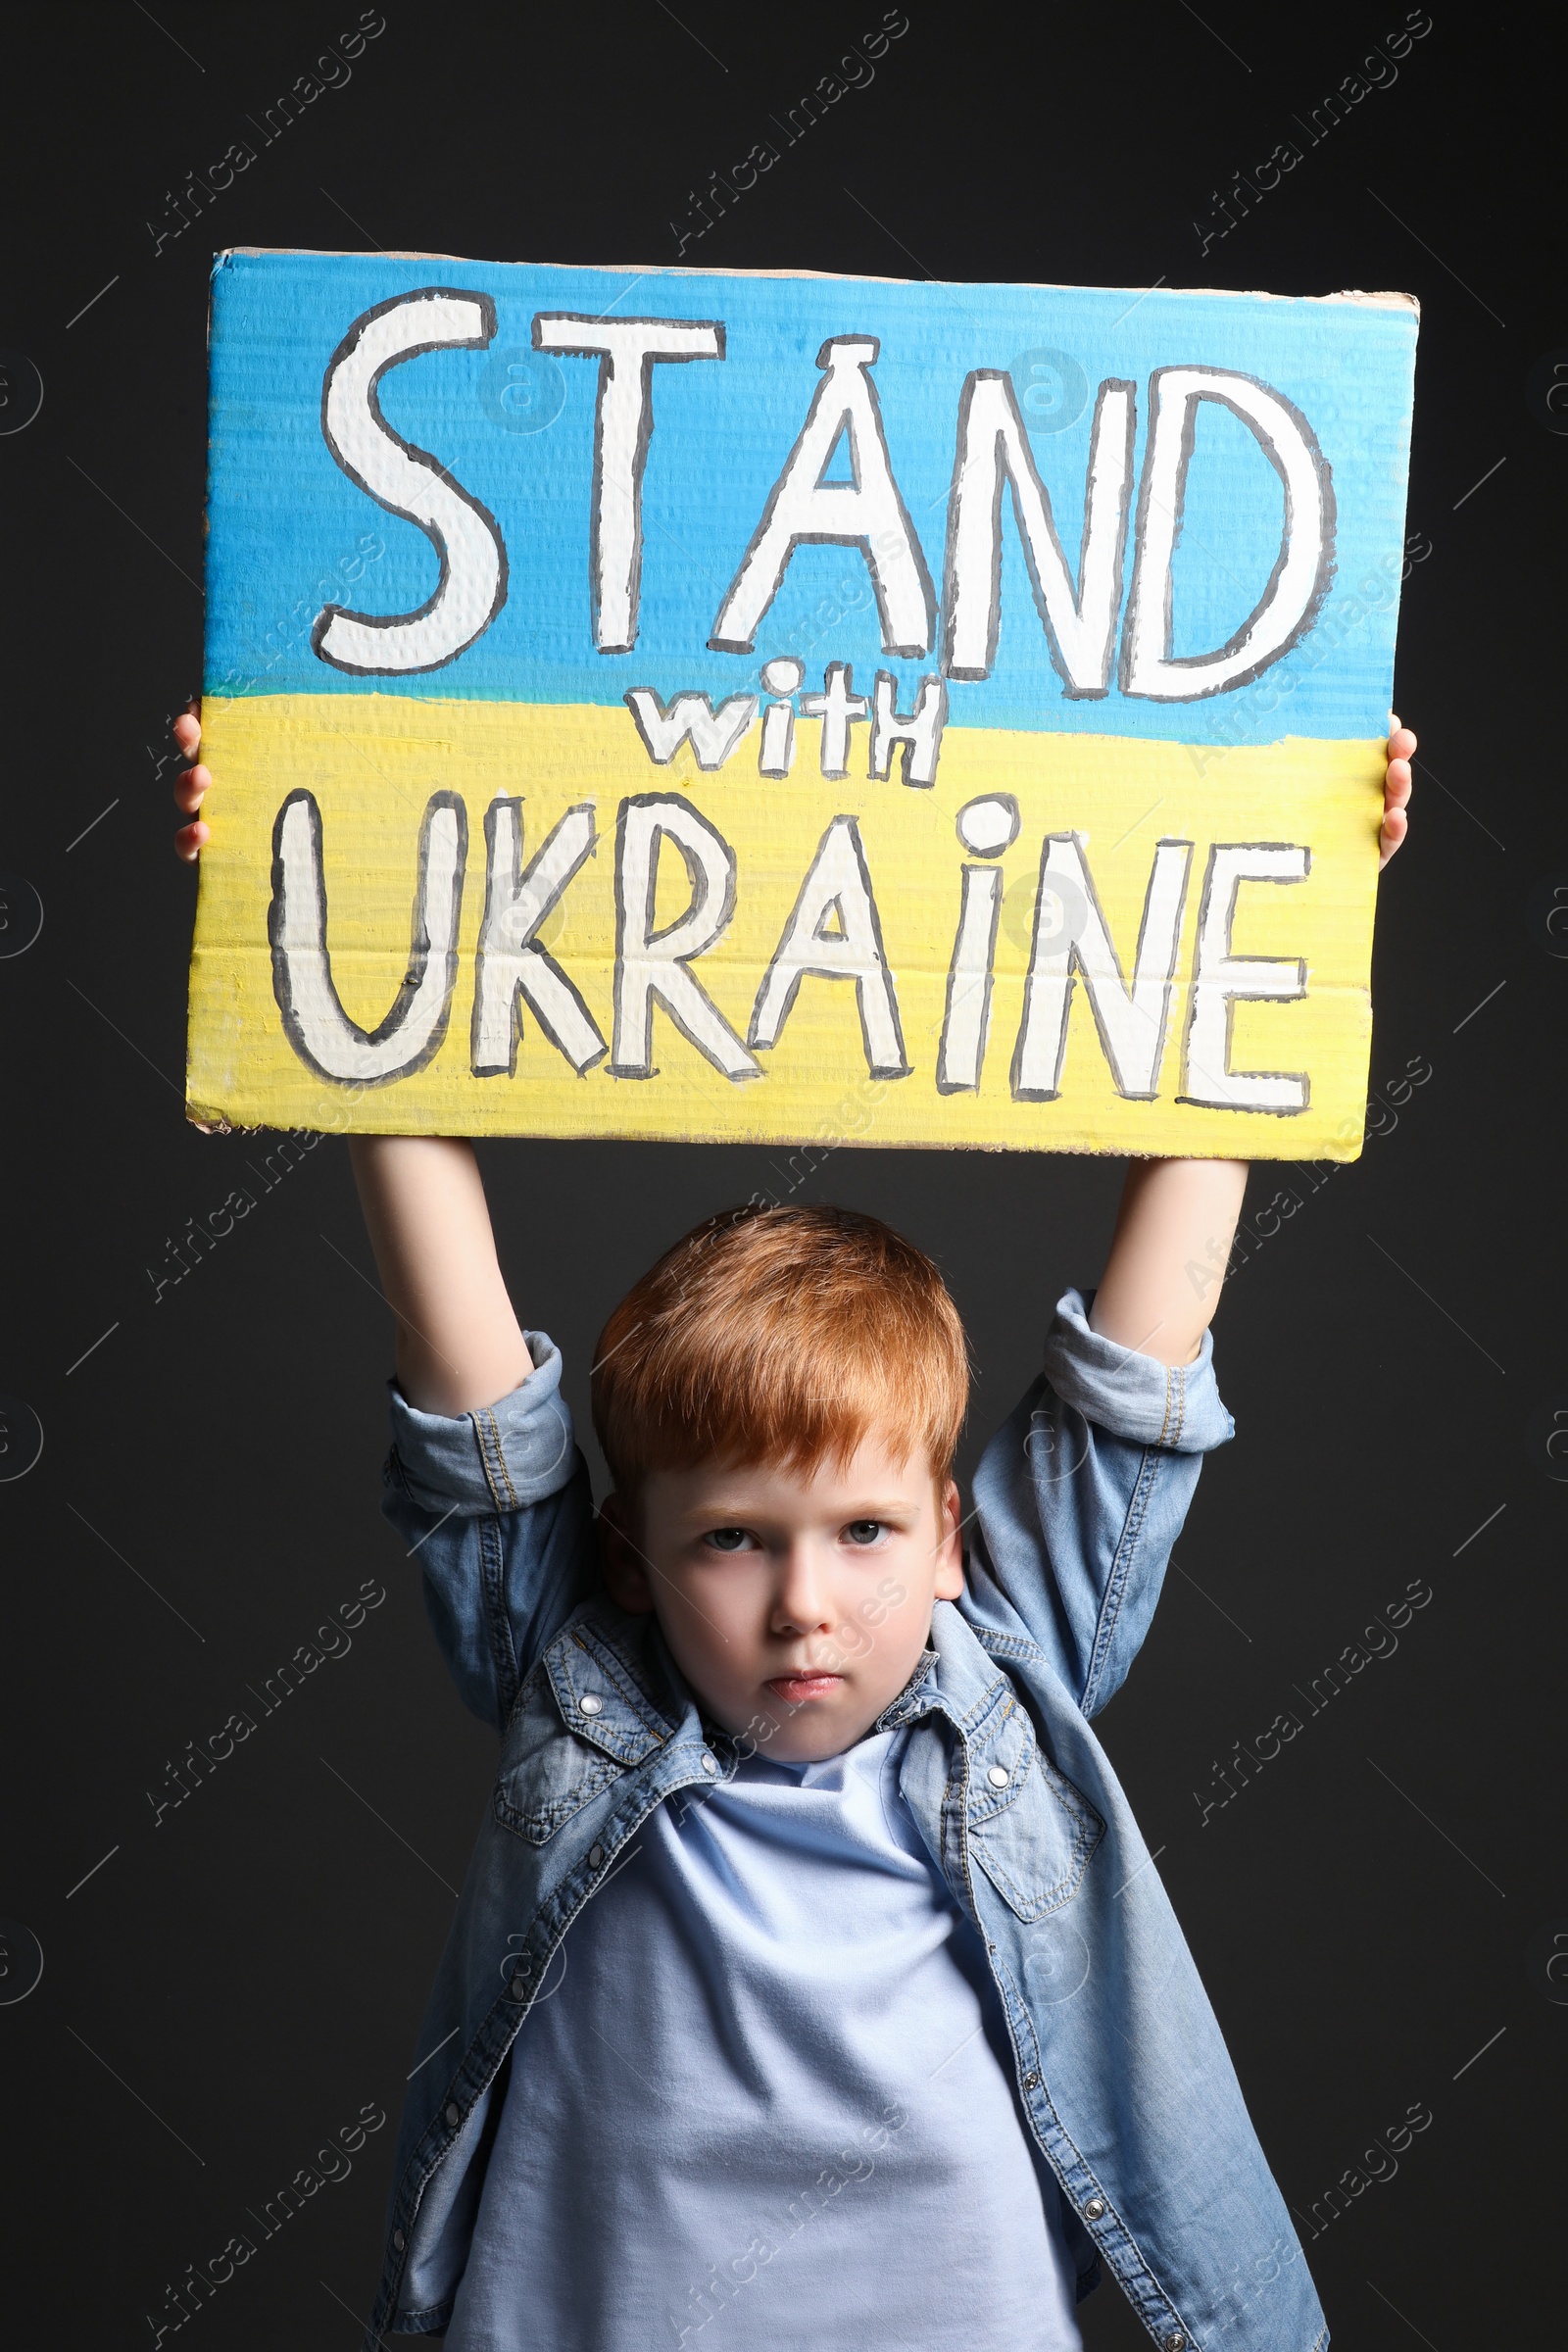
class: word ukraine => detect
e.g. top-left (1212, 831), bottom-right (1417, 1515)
top-left (189, 256), bottom-right (1418, 1155)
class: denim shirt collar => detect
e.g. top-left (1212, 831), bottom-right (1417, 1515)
top-left (556, 1599), bottom-right (958, 1761)
top-left (872, 1642), bottom-right (942, 1729)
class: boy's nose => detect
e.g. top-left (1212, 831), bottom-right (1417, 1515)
top-left (770, 1544), bottom-right (836, 1636)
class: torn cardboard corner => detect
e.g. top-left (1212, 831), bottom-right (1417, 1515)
top-left (191, 253), bottom-right (1418, 1157)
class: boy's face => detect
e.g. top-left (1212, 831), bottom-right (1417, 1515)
top-left (600, 1433), bottom-right (964, 1763)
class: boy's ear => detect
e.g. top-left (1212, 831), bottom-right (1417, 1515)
top-left (597, 1494), bottom-right (656, 1613)
top-left (933, 1476), bottom-right (964, 1601)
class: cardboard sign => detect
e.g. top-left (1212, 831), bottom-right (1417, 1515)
top-left (190, 250), bottom-right (1417, 1156)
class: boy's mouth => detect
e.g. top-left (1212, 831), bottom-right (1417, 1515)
top-left (764, 1672), bottom-right (845, 1705)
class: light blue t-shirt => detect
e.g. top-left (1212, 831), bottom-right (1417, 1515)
top-left (444, 1724), bottom-right (1084, 2351)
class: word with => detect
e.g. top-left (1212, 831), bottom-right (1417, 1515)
top-left (145, 1131), bottom-right (326, 1302)
top-left (316, 299), bottom-right (1334, 706)
top-left (1188, 527), bottom-right (1432, 783)
top-left (145, 1581), bottom-right (386, 1827)
top-left (669, 13), bottom-right (911, 256)
top-left (143, 2100), bottom-right (386, 2343)
top-left (1299, 2098), bottom-right (1433, 2239)
top-left (274, 787), bottom-right (1317, 1120)
top-left (627, 658), bottom-right (947, 786)
top-left (1185, 1053), bottom-right (1435, 1298)
top-left (1192, 1576), bottom-right (1434, 1827)
top-left (212, 532), bottom-right (386, 701)
top-left (668, 2102), bottom-right (908, 2344)
top-left (636, 530), bottom-right (921, 816)
top-left (145, 13), bottom-right (387, 257)
top-left (1193, 12), bottom-right (1435, 255)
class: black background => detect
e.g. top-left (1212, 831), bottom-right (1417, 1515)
top-left (2, 4), bottom-right (1563, 2346)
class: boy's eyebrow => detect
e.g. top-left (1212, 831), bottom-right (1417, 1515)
top-left (677, 1495), bottom-right (923, 1526)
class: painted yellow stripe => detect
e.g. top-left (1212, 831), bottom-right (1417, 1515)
top-left (187, 694), bottom-right (1383, 1157)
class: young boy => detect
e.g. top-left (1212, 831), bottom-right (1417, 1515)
top-left (174, 718), bottom-right (1414, 2351)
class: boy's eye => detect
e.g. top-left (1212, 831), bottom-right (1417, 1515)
top-left (844, 1520), bottom-right (885, 1546)
top-left (705, 1527), bottom-right (752, 1552)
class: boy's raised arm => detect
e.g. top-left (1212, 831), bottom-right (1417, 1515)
top-left (1087, 713), bottom-right (1416, 1368)
top-left (171, 710), bottom-right (532, 1421)
top-left (1089, 1156), bottom-right (1249, 1367)
top-left (349, 1136), bottom-right (533, 1416)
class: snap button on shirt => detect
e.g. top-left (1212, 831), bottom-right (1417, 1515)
top-left (445, 2101), bottom-right (460, 2127)
top-left (578, 1691), bottom-right (603, 1715)
top-left (700, 1749), bottom-right (718, 1774)
top-left (588, 1844), bottom-right (605, 1869)
top-left (1084, 2195), bottom-right (1105, 2220)
top-left (987, 1764), bottom-right (1011, 1788)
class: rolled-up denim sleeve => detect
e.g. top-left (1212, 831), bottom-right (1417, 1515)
top-left (964, 1287), bottom-right (1234, 1718)
top-left (379, 1331), bottom-right (597, 1734)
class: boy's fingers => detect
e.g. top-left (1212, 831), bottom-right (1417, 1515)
top-left (1388, 725), bottom-right (1416, 760)
top-left (173, 762), bottom-right (210, 814)
top-left (174, 819), bottom-right (210, 863)
top-left (1385, 757), bottom-right (1412, 808)
top-left (1378, 806), bottom-right (1408, 868)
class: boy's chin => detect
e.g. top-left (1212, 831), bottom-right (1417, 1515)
top-left (749, 1686), bottom-right (891, 1764)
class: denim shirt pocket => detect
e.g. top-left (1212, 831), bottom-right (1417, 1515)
top-left (493, 1619), bottom-right (668, 1845)
top-left (966, 1700), bottom-right (1104, 1921)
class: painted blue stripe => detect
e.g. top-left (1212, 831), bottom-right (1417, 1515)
top-left (203, 252), bottom-right (1414, 743)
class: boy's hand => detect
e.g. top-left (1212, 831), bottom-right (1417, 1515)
top-left (172, 704), bottom-right (209, 861)
top-left (1093, 711), bottom-right (1417, 1365)
top-left (1382, 714), bottom-right (1415, 868)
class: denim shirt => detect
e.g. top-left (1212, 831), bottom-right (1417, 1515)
top-left (359, 1290), bottom-right (1328, 2352)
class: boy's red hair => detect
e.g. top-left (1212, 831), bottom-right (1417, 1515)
top-left (590, 1202), bottom-right (969, 1493)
